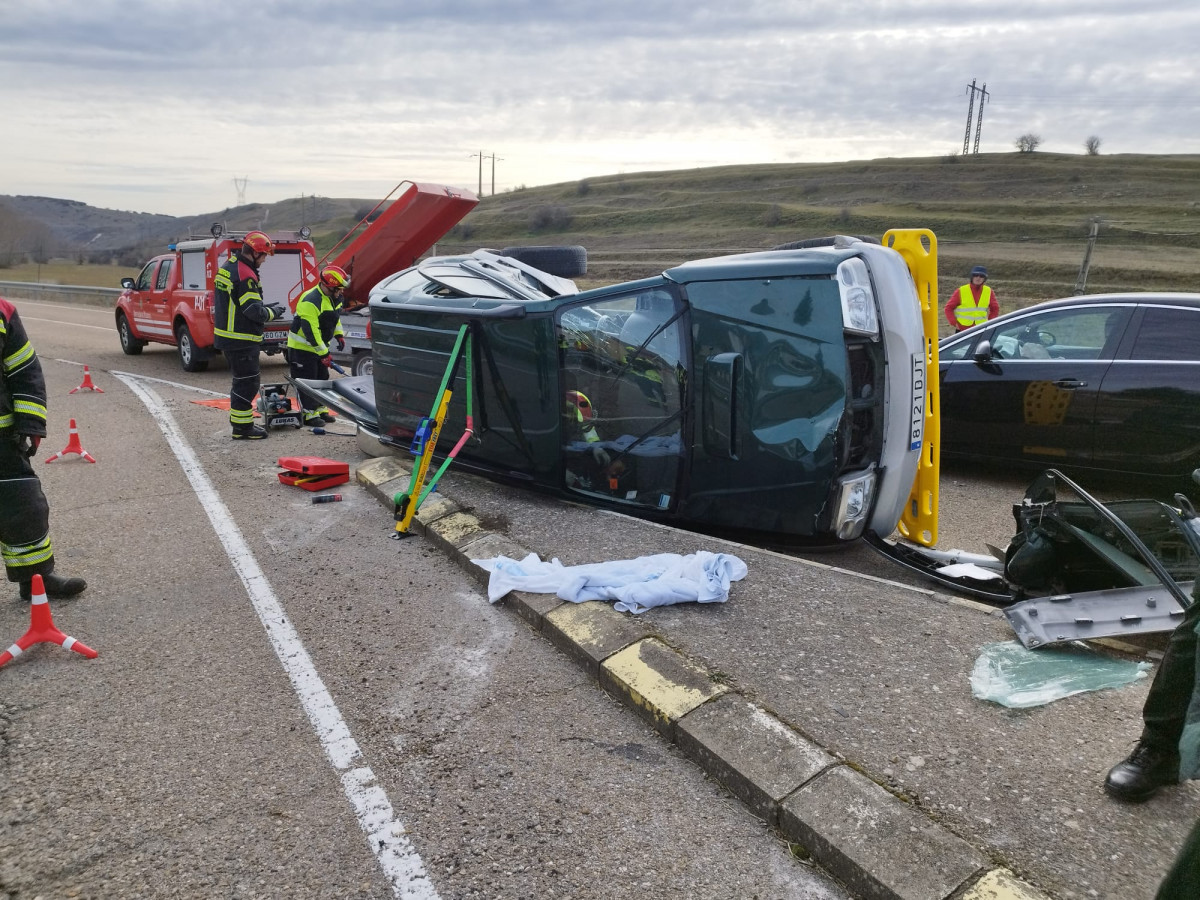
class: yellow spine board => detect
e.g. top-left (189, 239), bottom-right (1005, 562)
top-left (883, 229), bottom-right (940, 547)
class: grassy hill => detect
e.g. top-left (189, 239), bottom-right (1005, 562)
top-left (5, 152), bottom-right (1200, 311)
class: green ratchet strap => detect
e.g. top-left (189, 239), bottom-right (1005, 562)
top-left (393, 324), bottom-right (475, 535)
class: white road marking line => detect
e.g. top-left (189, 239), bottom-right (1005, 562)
top-left (109, 369), bottom-right (226, 397)
top-left (113, 372), bottom-right (439, 900)
top-left (22, 315), bottom-right (112, 332)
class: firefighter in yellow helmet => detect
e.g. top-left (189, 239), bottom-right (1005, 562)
top-left (214, 231), bottom-right (286, 439)
top-left (288, 265), bottom-right (349, 426)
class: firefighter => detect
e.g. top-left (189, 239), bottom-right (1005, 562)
top-left (0, 297), bottom-right (86, 601)
top-left (213, 231), bottom-right (287, 440)
top-left (944, 265), bottom-right (1000, 332)
top-left (287, 265), bottom-right (349, 426)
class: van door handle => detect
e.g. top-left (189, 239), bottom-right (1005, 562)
top-left (1054, 378), bottom-right (1088, 389)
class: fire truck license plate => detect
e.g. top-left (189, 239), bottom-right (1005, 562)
top-left (264, 330), bottom-right (288, 341)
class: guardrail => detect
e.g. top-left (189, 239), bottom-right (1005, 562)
top-left (0, 281), bottom-right (122, 306)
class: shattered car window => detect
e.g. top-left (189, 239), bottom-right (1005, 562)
top-left (557, 289), bottom-right (685, 509)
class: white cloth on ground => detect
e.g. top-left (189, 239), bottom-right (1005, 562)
top-left (470, 551), bottom-right (748, 614)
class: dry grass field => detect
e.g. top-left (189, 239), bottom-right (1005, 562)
top-left (7, 152), bottom-right (1199, 334)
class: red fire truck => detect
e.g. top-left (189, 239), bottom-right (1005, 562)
top-left (115, 181), bottom-right (478, 372)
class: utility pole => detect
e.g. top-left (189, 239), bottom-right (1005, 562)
top-left (972, 83), bottom-right (989, 154)
top-left (962, 80), bottom-right (977, 156)
top-left (469, 152), bottom-right (484, 196)
top-left (1073, 217), bottom-right (1101, 295)
top-left (484, 153), bottom-right (503, 196)
top-left (234, 176), bottom-right (248, 206)
top-left (962, 81), bottom-right (989, 155)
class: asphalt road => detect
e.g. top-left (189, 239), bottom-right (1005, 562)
top-left (0, 299), bottom-right (851, 899)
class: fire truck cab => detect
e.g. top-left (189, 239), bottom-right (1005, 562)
top-left (116, 228), bottom-right (317, 372)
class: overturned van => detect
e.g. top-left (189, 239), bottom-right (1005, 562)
top-left (297, 233), bottom-right (935, 542)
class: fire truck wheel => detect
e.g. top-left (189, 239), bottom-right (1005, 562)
top-left (117, 313), bottom-right (145, 355)
top-left (175, 323), bottom-right (210, 372)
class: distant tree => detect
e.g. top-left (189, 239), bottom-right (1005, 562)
top-left (576, 179), bottom-right (591, 197)
top-left (1084, 135), bottom-right (1102, 156)
top-left (763, 204), bottom-right (782, 227)
top-left (1015, 133), bottom-right (1043, 153)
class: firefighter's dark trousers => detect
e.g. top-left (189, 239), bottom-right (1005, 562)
top-left (225, 345), bottom-right (262, 428)
top-left (1140, 594), bottom-right (1200, 751)
top-left (287, 350), bottom-right (327, 416)
top-left (0, 437), bottom-right (54, 583)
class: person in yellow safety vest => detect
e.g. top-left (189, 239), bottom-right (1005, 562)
top-left (564, 389), bottom-right (619, 490)
top-left (288, 265), bottom-right (349, 426)
top-left (944, 265), bottom-right (1000, 333)
top-left (214, 231), bottom-right (287, 440)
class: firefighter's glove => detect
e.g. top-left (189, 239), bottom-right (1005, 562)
top-left (335, 335), bottom-right (346, 351)
top-left (15, 433), bottom-right (41, 458)
top-left (267, 303), bottom-right (287, 321)
top-left (591, 445), bottom-right (611, 467)
top-left (320, 354), bottom-right (333, 368)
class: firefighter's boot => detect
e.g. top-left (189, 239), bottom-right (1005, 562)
top-left (19, 573), bottom-right (88, 601)
top-left (1104, 742), bottom-right (1181, 802)
top-left (232, 423), bottom-right (269, 440)
top-left (303, 413), bottom-right (326, 427)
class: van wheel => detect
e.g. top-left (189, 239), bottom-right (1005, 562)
top-left (117, 313), bottom-right (145, 355)
top-left (176, 323), bottom-right (210, 372)
top-left (352, 351), bottom-right (373, 377)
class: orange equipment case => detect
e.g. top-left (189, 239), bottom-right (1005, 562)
top-left (277, 456), bottom-right (350, 492)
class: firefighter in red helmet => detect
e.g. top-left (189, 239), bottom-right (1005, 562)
top-left (213, 231), bottom-right (287, 439)
top-left (288, 265), bottom-right (350, 426)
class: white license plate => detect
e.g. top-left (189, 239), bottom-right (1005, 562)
top-left (264, 330), bottom-right (288, 342)
top-left (909, 352), bottom-right (925, 451)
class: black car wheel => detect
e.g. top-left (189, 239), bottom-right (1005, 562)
top-left (176, 323), bottom-right (209, 372)
top-left (117, 313), bottom-right (145, 355)
top-left (352, 351), bottom-right (373, 377)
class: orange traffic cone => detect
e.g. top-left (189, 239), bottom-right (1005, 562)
top-left (44, 419), bottom-right (97, 463)
top-left (68, 366), bottom-right (104, 393)
top-left (0, 574), bottom-right (98, 669)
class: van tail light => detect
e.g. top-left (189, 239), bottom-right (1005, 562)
top-left (366, 319), bottom-right (372, 340)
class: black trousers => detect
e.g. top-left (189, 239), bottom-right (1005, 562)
top-left (288, 350), bottom-right (327, 415)
top-left (0, 437), bottom-right (53, 583)
top-left (225, 346), bottom-right (262, 427)
top-left (1141, 594), bottom-right (1200, 750)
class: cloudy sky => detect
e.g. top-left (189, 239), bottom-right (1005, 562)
top-left (3, 0), bottom-right (1198, 217)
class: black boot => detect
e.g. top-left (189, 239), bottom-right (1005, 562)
top-left (1104, 742), bottom-right (1180, 802)
top-left (19, 573), bottom-right (88, 601)
top-left (232, 423), bottom-right (268, 440)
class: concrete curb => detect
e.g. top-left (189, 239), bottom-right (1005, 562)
top-left (355, 458), bottom-right (1051, 900)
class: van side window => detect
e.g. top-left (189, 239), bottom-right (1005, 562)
top-left (556, 289), bottom-right (685, 509)
top-left (1131, 307), bottom-right (1200, 361)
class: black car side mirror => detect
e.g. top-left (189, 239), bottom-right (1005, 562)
top-left (972, 339), bottom-right (994, 363)
top-left (120, 277), bottom-right (135, 289)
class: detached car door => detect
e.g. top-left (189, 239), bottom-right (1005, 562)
top-left (940, 304), bottom-right (1131, 468)
top-left (1091, 302), bottom-right (1200, 476)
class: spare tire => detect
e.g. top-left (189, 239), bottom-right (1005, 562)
top-left (500, 245), bottom-right (587, 278)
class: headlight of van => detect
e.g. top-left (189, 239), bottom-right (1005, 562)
top-left (837, 258), bottom-right (880, 338)
top-left (832, 468), bottom-right (878, 540)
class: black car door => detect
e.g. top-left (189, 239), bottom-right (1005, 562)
top-left (1092, 303), bottom-right (1200, 476)
top-left (940, 305), bottom-right (1129, 468)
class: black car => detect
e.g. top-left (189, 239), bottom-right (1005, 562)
top-left (938, 293), bottom-right (1200, 478)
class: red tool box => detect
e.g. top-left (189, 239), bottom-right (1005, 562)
top-left (277, 456), bottom-right (350, 492)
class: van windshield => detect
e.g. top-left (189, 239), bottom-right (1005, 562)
top-left (557, 288), bottom-right (686, 510)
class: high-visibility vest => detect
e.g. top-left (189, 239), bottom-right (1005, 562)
top-left (953, 284), bottom-right (992, 328)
